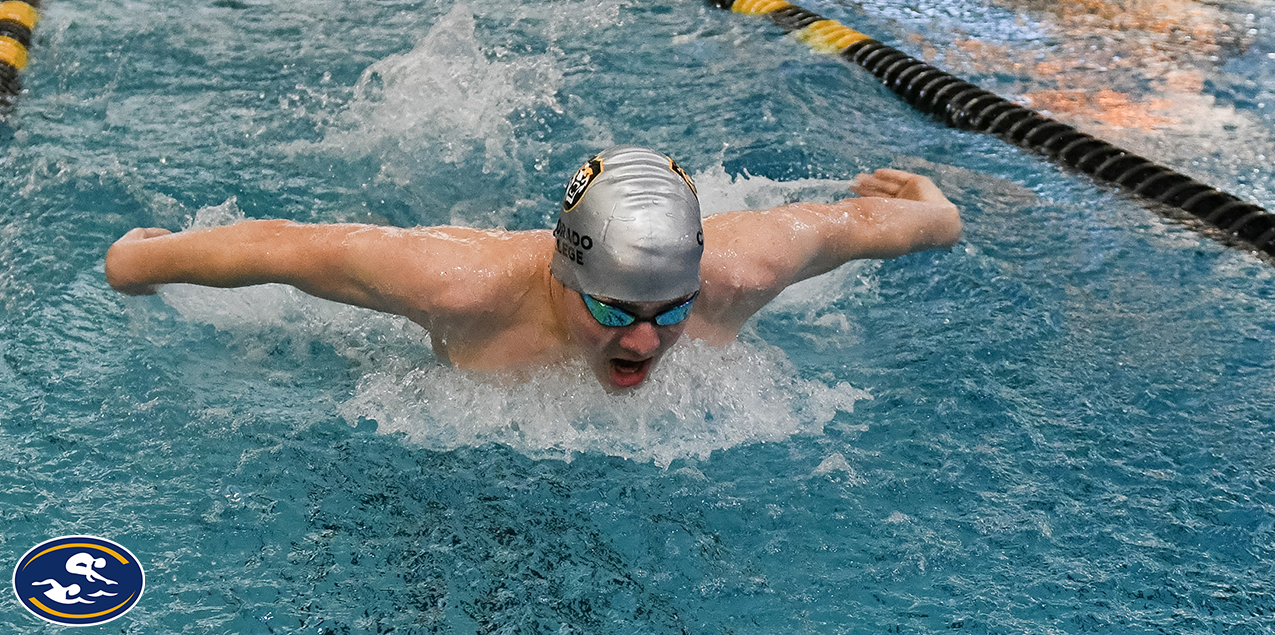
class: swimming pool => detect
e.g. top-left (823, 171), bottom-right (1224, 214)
top-left (3, 0), bottom-right (1274, 631)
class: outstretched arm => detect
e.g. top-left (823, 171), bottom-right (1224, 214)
top-left (691, 169), bottom-right (960, 340)
top-left (105, 220), bottom-right (496, 324)
top-left (783, 168), bottom-right (961, 271)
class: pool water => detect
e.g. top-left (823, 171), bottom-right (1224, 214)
top-left (3, 0), bottom-right (1275, 632)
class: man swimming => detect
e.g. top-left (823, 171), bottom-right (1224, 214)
top-left (106, 145), bottom-right (961, 390)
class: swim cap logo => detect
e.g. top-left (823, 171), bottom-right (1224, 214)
top-left (563, 156), bottom-right (603, 212)
top-left (668, 158), bottom-right (697, 197)
top-left (12, 535), bottom-right (144, 627)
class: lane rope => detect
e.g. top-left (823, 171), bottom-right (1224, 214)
top-left (0, 0), bottom-right (40, 119)
top-left (710, 0), bottom-right (1275, 259)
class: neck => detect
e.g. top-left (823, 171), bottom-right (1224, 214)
top-left (544, 270), bottom-right (573, 346)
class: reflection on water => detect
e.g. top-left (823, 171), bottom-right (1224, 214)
top-left (4, 0), bottom-right (1275, 631)
top-left (847, 0), bottom-right (1273, 204)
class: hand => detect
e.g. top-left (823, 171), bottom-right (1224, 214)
top-left (848, 168), bottom-right (962, 252)
top-left (850, 169), bottom-right (951, 206)
top-left (105, 227), bottom-right (174, 295)
top-left (115, 227), bottom-right (173, 242)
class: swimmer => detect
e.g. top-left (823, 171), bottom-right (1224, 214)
top-left (65, 552), bottom-right (116, 585)
top-left (106, 145), bottom-right (960, 390)
top-left (30, 579), bottom-right (93, 604)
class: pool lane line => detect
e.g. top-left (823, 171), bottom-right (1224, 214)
top-left (0, 0), bottom-right (39, 118)
top-left (710, 0), bottom-right (1275, 260)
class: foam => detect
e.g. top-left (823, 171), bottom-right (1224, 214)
top-left (692, 164), bottom-right (852, 216)
top-left (341, 338), bottom-right (869, 468)
top-left (811, 452), bottom-right (867, 484)
top-left (154, 170), bottom-right (876, 467)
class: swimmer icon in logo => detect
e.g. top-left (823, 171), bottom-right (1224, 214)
top-left (12, 535), bottom-right (144, 626)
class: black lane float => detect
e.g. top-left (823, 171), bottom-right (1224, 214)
top-left (0, 0), bottom-right (39, 118)
top-left (710, 0), bottom-right (1275, 259)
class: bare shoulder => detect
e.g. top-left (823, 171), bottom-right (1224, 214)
top-left (346, 226), bottom-right (553, 322)
top-left (688, 169), bottom-right (960, 342)
top-left (690, 207), bottom-right (827, 336)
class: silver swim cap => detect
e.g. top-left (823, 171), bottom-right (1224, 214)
top-left (551, 145), bottom-right (704, 303)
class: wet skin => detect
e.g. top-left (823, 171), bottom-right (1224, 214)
top-left (106, 169), bottom-right (963, 391)
top-left (554, 285), bottom-right (696, 390)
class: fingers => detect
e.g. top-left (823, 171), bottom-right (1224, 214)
top-left (122, 227), bottom-right (173, 241)
top-left (849, 169), bottom-right (909, 198)
top-left (106, 228), bottom-right (173, 295)
top-left (870, 168), bottom-right (918, 184)
top-left (850, 169), bottom-right (946, 204)
top-left (112, 227), bottom-right (173, 249)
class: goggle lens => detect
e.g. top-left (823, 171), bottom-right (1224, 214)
top-left (654, 298), bottom-right (695, 326)
top-left (582, 294), bottom-right (637, 327)
top-left (581, 293), bottom-right (696, 328)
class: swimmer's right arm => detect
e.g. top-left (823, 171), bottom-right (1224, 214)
top-left (105, 220), bottom-right (466, 322)
top-left (106, 221), bottom-right (363, 297)
top-left (106, 227), bottom-right (177, 295)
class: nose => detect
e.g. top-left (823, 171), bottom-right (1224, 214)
top-left (617, 322), bottom-right (661, 357)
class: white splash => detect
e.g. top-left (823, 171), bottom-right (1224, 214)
top-left (155, 169), bottom-right (877, 467)
top-left (342, 338), bottom-right (869, 468)
top-left (693, 164), bottom-right (852, 216)
top-left (811, 452), bottom-right (866, 485)
top-left (282, 3), bottom-right (564, 220)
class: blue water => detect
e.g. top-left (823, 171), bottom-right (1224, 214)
top-left (4, 0), bottom-right (1275, 632)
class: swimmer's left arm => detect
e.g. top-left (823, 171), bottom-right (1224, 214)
top-left (707, 168), bottom-right (959, 276)
top-left (694, 169), bottom-right (959, 336)
top-left (812, 167), bottom-right (962, 269)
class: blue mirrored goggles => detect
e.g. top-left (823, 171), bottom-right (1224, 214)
top-left (580, 292), bottom-right (698, 328)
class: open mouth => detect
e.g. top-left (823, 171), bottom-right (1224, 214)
top-left (608, 358), bottom-right (652, 388)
